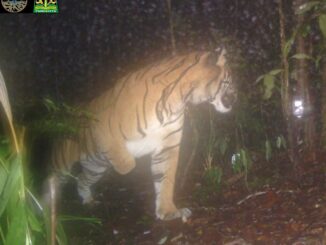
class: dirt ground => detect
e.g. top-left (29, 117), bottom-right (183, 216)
top-left (60, 154), bottom-right (326, 245)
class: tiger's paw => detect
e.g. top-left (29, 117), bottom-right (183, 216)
top-left (77, 186), bottom-right (94, 204)
top-left (81, 195), bottom-right (94, 205)
top-left (157, 208), bottom-right (192, 222)
top-left (84, 198), bottom-right (101, 207)
top-left (78, 190), bottom-right (100, 206)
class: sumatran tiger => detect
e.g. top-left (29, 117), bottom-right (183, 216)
top-left (45, 49), bottom-right (236, 221)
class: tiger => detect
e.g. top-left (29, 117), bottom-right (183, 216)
top-left (45, 49), bottom-right (236, 221)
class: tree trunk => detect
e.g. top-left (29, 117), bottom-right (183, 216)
top-left (321, 57), bottom-right (326, 148)
top-left (278, 0), bottom-right (297, 167)
top-left (293, 0), bottom-right (316, 163)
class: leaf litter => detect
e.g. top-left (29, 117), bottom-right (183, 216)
top-left (61, 154), bottom-right (326, 244)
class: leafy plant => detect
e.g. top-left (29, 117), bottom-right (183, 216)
top-left (256, 69), bottom-right (282, 100)
top-left (203, 151), bottom-right (223, 192)
top-left (0, 69), bottom-right (44, 245)
top-left (231, 148), bottom-right (252, 187)
top-left (0, 70), bottom-right (100, 245)
top-left (203, 166), bottom-right (223, 191)
top-left (276, 135), bottom-right (287, 149)
top-left (198, 100), bottom-right (257, 191)
top-left (27, 97), bottom-right (95, 139)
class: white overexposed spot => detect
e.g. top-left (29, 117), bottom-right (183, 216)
top-left (126, 136), bottom-right (161, 158)
top-left (294, 100), bottom-right (302, 107)
top-left (293, 99), bottom-right (304, 118)
top-left (231, 153), bottom-right (241, 166)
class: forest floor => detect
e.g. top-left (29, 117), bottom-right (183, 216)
top-left (61, 153), bottom-right (326, 245)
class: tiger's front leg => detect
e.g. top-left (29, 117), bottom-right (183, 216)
top-left (151, 144), bottom-right (191, 221)
top-left (77, 152), bottom-right (109, 204)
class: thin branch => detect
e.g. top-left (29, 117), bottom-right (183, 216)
top-left (49, 176), bottom-right (57, 245)
top-left (237, 191), bottom-right (267, 205)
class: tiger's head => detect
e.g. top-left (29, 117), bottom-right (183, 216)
top-left (186, 49), bottom-right (237, 113)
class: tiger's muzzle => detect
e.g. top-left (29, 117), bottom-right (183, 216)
top-left (209, 82), bottom-right (237, 113)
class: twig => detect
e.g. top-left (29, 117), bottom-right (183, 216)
top-left (237, 189), bottom-right (296, 206)
top-left (237, 191), bottom-right (267, 205)
top-left (224, 238), bottom-right (250, 245)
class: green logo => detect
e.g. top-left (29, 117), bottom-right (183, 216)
top-left (33, 0), bottom-right (58, 13)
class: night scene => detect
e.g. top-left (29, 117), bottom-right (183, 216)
top-left (0, 0), bottom-right (326, 244)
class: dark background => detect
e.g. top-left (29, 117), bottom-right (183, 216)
top-left (0, 0), bottom-right (286, 114)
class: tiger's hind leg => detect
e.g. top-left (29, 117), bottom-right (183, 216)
top-left (77, 152), bottom-right (109, 204)
top-left (105, 146), bottom-right (136, 175)
top-left (151, 144), bottom-right (192, 222)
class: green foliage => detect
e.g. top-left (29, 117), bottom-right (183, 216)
top-left (283, 38), bottom-right (295, 58)
top-left (203, 166), bottom-right (223, 189)
top-left (319, 14), bottom-right (326, 38)
top-left (255, 0), bottom-right (326, 161)
top-left (0, 69), bottom-right (38, 245)
top-left (231, 148), bottom-right (252, 174)
top-left (0, 97), bottom-right (43, 245)
top-left (281, 2), bottom-right (325, 59)
top-left (203, 149), bottom-right (223, 193)
top-left (0, 69), bottom-right (52, 244)
top-left (256, 69), bottom-right (282, 100)
top-left (296, 0), bottom-right (326, 41)
top-left (193, 35), bottom-right (288, 193)
top-left (265, 140), bottom-right (272, 161)
top-left (231, 148), bottom-right (252, 188)
top-left (263, 75), bottom-right (276, 100)
top-left (276, 135), bottom-right (287, 149)
top-left (28, 97), bottom-right (94, 138)
top-left (295, 1), bottom-right (320, 15)
top-left (0, 71), bottom-right (100, 244)
top-left (198, 109), bottom-right (225, 192)
top-left (196, 97), bottom-right (259, 191)
top-left (291, 53), bottom-right (313, 60)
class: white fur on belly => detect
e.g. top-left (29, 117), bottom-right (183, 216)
top-left (126, 136), bottom-right (161, 158)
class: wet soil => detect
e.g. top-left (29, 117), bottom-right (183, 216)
top-left (60, 155), bottom-right (326, 245)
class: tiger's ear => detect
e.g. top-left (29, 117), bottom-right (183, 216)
top-left (204, 49), bottom-right (227, 67)
top-left (216, 48), bottom-right (227, 67)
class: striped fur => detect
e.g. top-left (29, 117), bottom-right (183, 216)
top-left (46, 50), bottom-right (236, 221)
